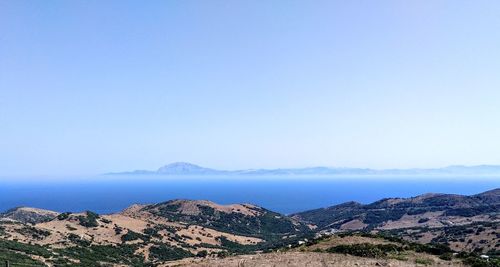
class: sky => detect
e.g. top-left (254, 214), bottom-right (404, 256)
top-left (1, 1), bottom-right (500, 176)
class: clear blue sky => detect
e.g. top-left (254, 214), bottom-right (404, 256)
top-left (1, 1), bottom-right (500, 176)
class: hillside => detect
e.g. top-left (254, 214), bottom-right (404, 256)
top-left (166, 233), bottom-right (493, 266)
top-left (291, 189), bottom-right (499, 255)
top-left (0, 200), bottom-right (310, 266)
top-left (291, 189), bottom-right (499, 231)
top-left (138, 199), bottom-right (309, 238)
top-left (0, 189), bottom-right (498, 266)
top-left (0, 207), bottom-right (59, 224)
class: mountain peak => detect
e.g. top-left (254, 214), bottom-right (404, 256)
top-left (147, 199), bottom-right (263, 217)
top-left (156, 162), bottom-right (222, 174)
top-left (160, 162), bottom-right (202, 168)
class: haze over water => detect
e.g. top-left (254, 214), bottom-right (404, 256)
top-left (1, 175), bottom-right (498, 215)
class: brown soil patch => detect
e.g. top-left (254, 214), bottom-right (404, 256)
top-left (164, 251), bottom-right (466, 267)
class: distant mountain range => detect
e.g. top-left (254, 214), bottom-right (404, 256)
top-left (107, 162), bottom-right (500, 176)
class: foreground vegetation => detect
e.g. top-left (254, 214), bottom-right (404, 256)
top-left (294, 232), bottom-right (500, 267)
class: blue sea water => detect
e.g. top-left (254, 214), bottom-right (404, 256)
top-left (1, 175), bottom-right (499, 215)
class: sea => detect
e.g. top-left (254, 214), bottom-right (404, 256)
top-left (1, 175), bottom-right (499, 215)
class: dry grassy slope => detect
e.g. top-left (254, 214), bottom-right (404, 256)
top-left (292, 189), bottom-right (499, 232)
top-left (147, 199), bottom-right (262, 217)
top-left (288, 189), bottom-right (500, 255)
top-left (132, 199), bottom-right (310, 245)
top-left (163, 252), bottom-right (466, 267)
top-left (387, 221), bottom-right (500, 253)
top-left (0, 207), bottom-right (59, 224)
top-left (0, 200), bottom-right (271, 259)
top-left (1, 194), bottom-right (498, 266)
top-left (166, 235), bottom-right (467, 267)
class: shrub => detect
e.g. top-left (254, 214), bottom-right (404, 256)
top-left (196, 250), bottom-right (208, 258)
top-left (121, 230), bottom-right (148, 242)
top-left (439, 252), bottom-right (453, 261)
top-left (149, 244), bottom-right (193, 261)
top-left (327, 243), bottom-right (402, 258)
top-left (143, 227), bottom-right (160, 238)
top-left (418, 218), bottom-right (430, 224)
top-left (66, 224), bottom-right (77, 231)
top-left (415, 258), bottom-right (434, 265)
top-left (77, 211), bottom-right (99, 228)
top-left (217, 250), bottom-right (229, 258)
top-left (57, 212), bottom-right (72, 220)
